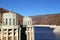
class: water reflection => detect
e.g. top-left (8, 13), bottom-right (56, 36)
top-left (54, 32), bottom-right (60, 40)
top-left (34, 27), bottom-right (57, 40)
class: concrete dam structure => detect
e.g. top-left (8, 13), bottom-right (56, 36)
top-left (0, 8), bottom-right (60, 40)
top-left (0, 11), bottom-right (34, 40)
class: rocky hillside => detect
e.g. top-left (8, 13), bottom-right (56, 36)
top-left (16, 13), bottom-right (23, 25)
top-left (0, 8), bottom-right (9, 13)
top-left (31, 13), bottom-right (60, 25)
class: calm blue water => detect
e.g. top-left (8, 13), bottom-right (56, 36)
top-left (34, 26), bottom-right (60, 40)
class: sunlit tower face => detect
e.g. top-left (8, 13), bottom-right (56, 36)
top-left (23, 16), bottom-right (34, 40)
top-left (2, 12), bottom-right (18, 25)
top-left (0, 11), bottom-right (21, 40)
top-left (23, 16), bottom-right (32, 27)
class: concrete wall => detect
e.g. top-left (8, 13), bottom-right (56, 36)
top-left (23, 16), bottom-right (32, 27)
top-left (3, 12), bottom-right (18, 25)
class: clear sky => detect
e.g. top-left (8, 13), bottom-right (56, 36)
top-left (0, 0), bottom-right (60, 16)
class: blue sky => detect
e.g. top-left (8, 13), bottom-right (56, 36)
top-left (0, 0), bottom-right (60, 16)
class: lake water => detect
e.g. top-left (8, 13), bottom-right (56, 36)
top-left (34, 26), bottom-right (60, 40)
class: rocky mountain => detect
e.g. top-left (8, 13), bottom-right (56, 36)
top-left (31, 13), bottom-right (60, 25)
top-left (16, 13), bottom-right (23, 25)
top-left (0, 8), bottom-right (9, 13)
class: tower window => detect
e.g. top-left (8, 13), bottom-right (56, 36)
top-left (28, 21), bottom-right (29, 25)
top-left (6, 18), bottom-right (7, 25)
top-left (9, 19), bottom-right (11, 25)
top-left (30, 21), bottom-right (32, 25)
